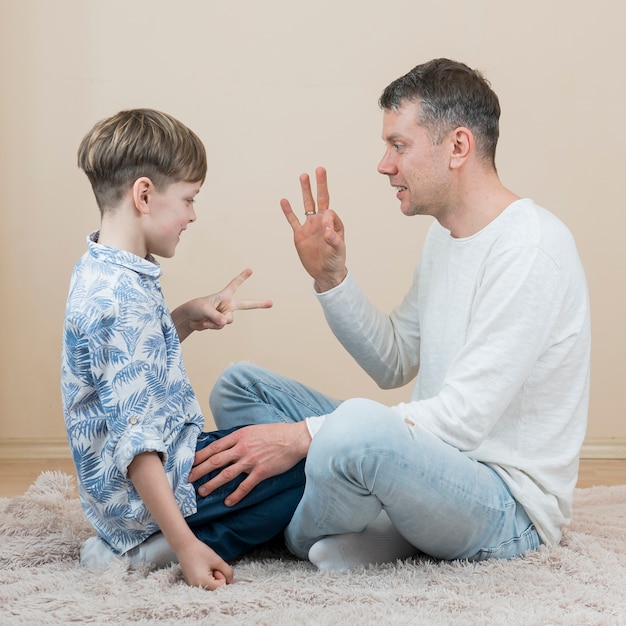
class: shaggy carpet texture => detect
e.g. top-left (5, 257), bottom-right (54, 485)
top-left (1, 472), bottom-right (625, 625)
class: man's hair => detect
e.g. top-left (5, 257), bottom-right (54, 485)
top-left (77, 108), bottom-right (207, 211)
top-left (379, 58), bottom-right (500, 164)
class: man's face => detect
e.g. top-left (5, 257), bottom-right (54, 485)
top-left (377, 100), bottom-right (452, 218)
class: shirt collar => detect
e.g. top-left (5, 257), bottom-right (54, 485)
top-left (87, 231), bottom-right (162, 278)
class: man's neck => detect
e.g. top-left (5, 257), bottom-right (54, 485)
top-left (440, 172), bottom-right (520, 238)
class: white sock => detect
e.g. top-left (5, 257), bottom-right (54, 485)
top-left (126, 532), bottom-right (178, 567)
top-left (80, 533), bottom-right (177, 569)
top-left (80, 536), bottom-right (118, 568)
top-left (308, 510), bottom-right (417, 572)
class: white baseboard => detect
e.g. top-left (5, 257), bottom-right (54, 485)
top-left (0, 438), bottom-right (71, 460)
top-left (0, 437), bottom-right (624, 460)
top-left (580, 438), bottom-right (626, 459)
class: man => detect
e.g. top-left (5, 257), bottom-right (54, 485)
top-left (189, 58), bottom-right (591, 571)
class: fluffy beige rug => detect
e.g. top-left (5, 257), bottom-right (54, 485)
top-left (1, 472), bottom-right (625, 625)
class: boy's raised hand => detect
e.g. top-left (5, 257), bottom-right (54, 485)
top-left (172, 268), bottom-right (272, 341)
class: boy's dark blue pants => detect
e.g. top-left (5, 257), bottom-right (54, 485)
top-left (185, 426), bottom-right (306, 562)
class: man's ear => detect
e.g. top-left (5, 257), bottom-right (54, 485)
top-left (449, 127), bottom-right (473, 169)
top-left (132, 177), bottom-right (154, 214)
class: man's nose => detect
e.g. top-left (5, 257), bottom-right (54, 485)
top-left (377, 149), bottom-right (396, 175)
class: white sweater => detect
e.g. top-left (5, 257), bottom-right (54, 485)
top-left (311, 199), bottom-right (591, 545)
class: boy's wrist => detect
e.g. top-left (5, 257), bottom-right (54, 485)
top-left (171, 302), bottom-right (193, 342)
top-left (167, 527), bottom-right (200, 555)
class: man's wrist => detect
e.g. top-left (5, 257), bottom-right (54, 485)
top-left (295, 420), bottom-right (313, 457)
top-left (313, 269), bottom-right (347, 293)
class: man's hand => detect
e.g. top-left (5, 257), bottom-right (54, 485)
top-left (189, 422), bottom-right (311, 507)
top-left (171, 268), bottom-right (272, 341)
top-left (280, 167), bottom-right (348, 293)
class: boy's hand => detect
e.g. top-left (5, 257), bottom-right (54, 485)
top-left (177, 537), bottom-right (234, 590)
top-left (128, 453), bottom-right (233, 591)
top-left (172, 268), bottom-right (272, 341)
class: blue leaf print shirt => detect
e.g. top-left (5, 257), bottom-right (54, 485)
top-left (61, 232), bottom-right (204, 554)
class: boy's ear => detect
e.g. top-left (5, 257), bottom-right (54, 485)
top-left (132, 177), bottom-right (154, 214)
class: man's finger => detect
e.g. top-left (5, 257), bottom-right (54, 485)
top-left (280, 198), bottom-right (302, 232)
top-left (315, 167), bottom-right (329, 212)
top-left (189, 457), bottom-right (222, 483)
top-left (223, 473), bottom-right (260, 507)
top-left (192, 433), bottom-right (239, 468)
top-left (195, 461), bottom-right (244, 496)
top-left (299, 173), bottom-right (316, 214)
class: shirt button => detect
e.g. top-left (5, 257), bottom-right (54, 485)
top-left (129, 416), bottom-right (138, 425)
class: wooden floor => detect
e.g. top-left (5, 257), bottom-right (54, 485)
top-left (0, 458), bottom-right (625, 499)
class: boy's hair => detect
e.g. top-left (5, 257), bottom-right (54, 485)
top-left (78, 108), bottom-right (207, 211)
top-left (379, 58), bottom-right (500, 165)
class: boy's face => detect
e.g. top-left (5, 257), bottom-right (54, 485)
top-left (144, 180), bottom-right (202, 258)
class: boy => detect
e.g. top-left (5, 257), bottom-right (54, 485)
top-left (62, 109), bottom-right (305, 590)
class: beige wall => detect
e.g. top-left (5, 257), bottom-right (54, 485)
top-left (1, 0), bottom-right (624, 457)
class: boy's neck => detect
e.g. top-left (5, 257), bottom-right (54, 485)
top-left (98, 205), bottom-right (148, 259)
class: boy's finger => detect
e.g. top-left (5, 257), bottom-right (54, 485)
top-left (222, 268), bottom-right (253, 295)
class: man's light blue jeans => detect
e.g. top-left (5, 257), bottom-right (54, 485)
top-left (210, 362), bottom-right (542, 562)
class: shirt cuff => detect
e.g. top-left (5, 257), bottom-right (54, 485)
top-left (113, 426), bottom-right (167, 477)
top-left (314, 270), bottom-right (351, 301)
top-left (305, 414), bottom-right (327, 439)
